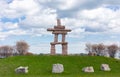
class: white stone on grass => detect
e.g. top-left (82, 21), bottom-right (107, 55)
top-left (52, 63), bottom-right (64, 73)
top-left (15, 66), bottom-right (28, 74)
top-left (82, 66), bottom-right (94, 73)
top-left (101, 64), bottom-right (111, 71)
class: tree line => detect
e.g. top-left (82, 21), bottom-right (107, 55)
top-left (0, 40), bottom-right (30, 57)
top-left (85, 43), bottom-right (120, 58)
top-left (1, 41), bottom-right (119, 58)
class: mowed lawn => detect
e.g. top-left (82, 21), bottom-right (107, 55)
top-left (0, 55), bottom-right (120, 77)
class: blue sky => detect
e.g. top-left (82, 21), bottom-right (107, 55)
top-left (0, 0), bottom-right (120, 54)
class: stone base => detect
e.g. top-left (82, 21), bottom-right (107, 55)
top-left (50, 42), bottom-right (68, 55)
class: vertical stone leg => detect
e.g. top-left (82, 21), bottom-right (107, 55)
top-left (62, 34), bottom-right (66, 42)
top-left (54, 34), bottom-right (58, 42)
top-left (62, 43), bottom-right (67, 55)
top-left (51, 44), bottom-right (56, 55)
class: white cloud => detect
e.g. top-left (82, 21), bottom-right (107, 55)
top-left (0, 0), bottom-right (9, 18)
top-left (30, 28), bottom-right (51, 37)
top-left (0, 34), bottom-right (7, 40)
top-left (0, 22), bottom-right (18, 30)
top-left (52, 6), bottom-right (120, 38)
top-left (0, 0), bottom-right (40, 18)
top-left (9, 0), bottom-right (40, 15)
top-left (4, 22), bottom-right (18, 29)
top-left (76, 7), bottom-right (120, 33)
top-left (20, 12), bottom-right (57, 28)
top-left (18, 7), bottom-right (57, 36)
top-left (110, 35), bottom-right (118, 39)
top-left (0, 0), bottom-right (57, 38)
top-left (0, 0), bottom-right (120, 39)
top-left (57, 0), bottom-right (78, 10)
top-left (0, 29), bottom-right (27, 40)
top-left (8, 29), bottom-right (27, 35)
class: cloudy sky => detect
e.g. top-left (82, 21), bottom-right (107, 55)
top-left (0, 0), bottom-right (120, 54)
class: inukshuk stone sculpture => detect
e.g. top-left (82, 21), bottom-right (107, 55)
top-left (47, 19), bottom-right (71, 55)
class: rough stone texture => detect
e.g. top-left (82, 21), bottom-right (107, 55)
top-left (101, 64), bottom-right (111, 71)
top-left (82, 66), bottom-right (94, 73)
top-left (52, 64), bottom-right (64, 73)
top-left (47, 19), bottom-right (71, 55)
top-left (15, 66), bottom-right (28, 74)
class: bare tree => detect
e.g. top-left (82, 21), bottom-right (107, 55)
top-left (86, 43), bottom-right (107, 56)
top-left (97, 43), bottom-right (106, 56)
top-left (85, 43), bottom-right (92, 53)
top-left (0, 45), bottom-right (13, 57)
top-left (85, 43), bottom-right (119, 58)
top-left (107, 44), bottom-right (118, 58)
top-left (92, 44), bottom-right (98, 54)
top-left (86, 43), bottom-right (97, 56)
top-left (16, 40), bottom-right (29, 55)
top-left (118, 47), bottom-right (120, 58)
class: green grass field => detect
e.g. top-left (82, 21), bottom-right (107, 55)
top-left (0, 55), bottom-right (120, 77)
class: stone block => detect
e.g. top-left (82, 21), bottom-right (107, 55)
top-left (15, 66), bottom-right (28, 74)
top-left (101, 64), bottom-right (111, 71)
top-left (82, 66), bottom-right (94, 73)
top-left (52, 63), bottom-right (64, 73)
